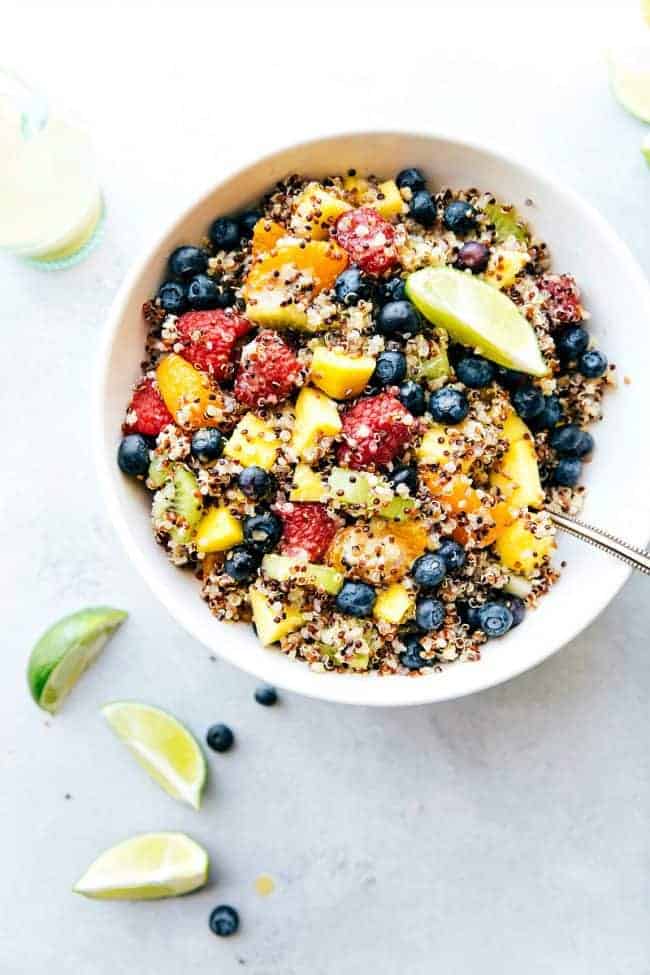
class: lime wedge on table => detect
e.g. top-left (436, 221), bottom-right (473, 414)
top-left (609, 46), bottom-right (650, 122)
top-left (27, 607), bottom-right (127, 713)
top-left (642, 132), bottom-right (650, 167)
top-left (73, 832), bottom-right (208, 900)
top-left (406, 267), bottom-right (548, 377)
top-left (102, 701), bottom-right (207, 810)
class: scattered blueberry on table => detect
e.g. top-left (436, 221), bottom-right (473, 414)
top-left (209, 905), bottom-right (240, 937)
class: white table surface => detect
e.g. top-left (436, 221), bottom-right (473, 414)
top-left (3, 3), bottom-right (650, 973)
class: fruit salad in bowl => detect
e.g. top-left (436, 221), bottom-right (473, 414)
top-left (115, 163), bottom-right (613, 678)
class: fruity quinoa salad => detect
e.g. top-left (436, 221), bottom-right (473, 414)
top-left (117, 167), bottom-right (613, 675)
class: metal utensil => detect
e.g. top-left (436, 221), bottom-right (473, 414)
top-left (549, 510), bottom-right (650, 576)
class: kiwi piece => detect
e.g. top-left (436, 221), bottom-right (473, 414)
top-left (147, 454), bottom-right (174, 490)
top-left (152, 466), bottom-right (202, 544)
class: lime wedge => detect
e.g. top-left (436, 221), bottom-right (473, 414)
top-left (73, 832), bottom-right (208, 900)
top-left (609, 46), bottom-right (650, 122)
top-left (406, 266), bottom-right (548, 376)
top-left (644, 0), bottom-right (650, 25)
top-left (642, 131), bottom-right (650, 167)
top-left (27, 607), bottom-right (127, 713)
top-left (102, 701), bottom-right (206, 810)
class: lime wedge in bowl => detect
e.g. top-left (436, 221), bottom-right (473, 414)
top-left (406, 266), bottom-right (548, 376)
top-left (27, 607), bottom-right (127, 713)
top-left (73, 832), bottom-right (209, 900)
top-left (102, 701), bottom-right (207, 810)
top-left (609, 45), bottom-right (650, 122)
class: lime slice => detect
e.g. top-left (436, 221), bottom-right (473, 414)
top-left (642, 131), bottom-right (650, 166)
top-left (73, 832), bottom-right (208, 900)
top-left (406, 266), bottom-right (548, 376)
top-left (102, 701), bottom-right (206, 810)
top-left (644, 0), bottom-right (650, 25)
top-left (27, 607), bottom-right (127, 713)
top-left (609, 46), bottom-right (650, 122)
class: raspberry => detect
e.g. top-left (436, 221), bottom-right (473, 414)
top-left (234, 330), bottom-right (301, 407)
top-left (124, 378), bottom-right (173, 437)
top-left (335, 207), bottom-right (399, 275)
top-left (277, 502), bottom-right (338, 562)
top-left (337, 392), bottom-right (414, 470)
top-left (176, 309), bottom-right (251, 379)
top-left (539, 274), bottom-right (583, 325)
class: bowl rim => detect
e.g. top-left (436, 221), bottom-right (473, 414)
top-left (94, 128), bottom-right (649, 707)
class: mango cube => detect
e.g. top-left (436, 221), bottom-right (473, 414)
top-left (375, 180), bottom-right (405, 219)
top-left (195, 507), bottom-right (243, 553)
top-left (290, 464), bottom-right (328, 502)
top-left (309, 346), bottom-right (376, 400)
top-left (491, 438), bottom-right (544, 509)
top-left (373, 583), bottom-right (414, 625)
top-left (417, 424), bottom-right (452, 465)
top-left (343, 174), bottom-right (370, 201)
top-left (224, 413), bottom-right (280, 470)
top-left (495, 518), bottom-right (555, 576)
top-left (484, 248), bottom-right (529, 290)
top-left (502, 411), bottom-right (531, 444)
top-left (291, 387), bottom-right (342, 459)
top-left (291, 182), bottom-right (351, 240)
top-left (249, 588), bottom-right (304, 646)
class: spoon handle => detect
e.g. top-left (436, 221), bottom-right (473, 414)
top-left (549, 510), bottom-right (650, 576)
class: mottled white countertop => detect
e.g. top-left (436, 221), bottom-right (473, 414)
top-left (3, 4), bottom-right (650, 973)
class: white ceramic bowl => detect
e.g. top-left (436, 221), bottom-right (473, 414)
top-left (96, 131), bottom-right (650, 707)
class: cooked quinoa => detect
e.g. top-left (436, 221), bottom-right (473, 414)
top-left (118, 167), bottom-right (613, 677)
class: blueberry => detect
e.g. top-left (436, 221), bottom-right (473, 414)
top-left (388, 465), bottom-right (418, 494)
top-left (209, 905), bottom-right (239, 937)
top-left (529, 394), bottom-right (563, 431)
top-left (416, 597), bottom-right (446, 632)
top-left (436, 539), bottom-right (466, 572)
top-left (553, 457), bottom-right (582, 486)
top-left (224, 545), bottom-right (262, 582)
top-left (206, 723), bottom-right (234, 753)
top-left (456, 355), bottom-right (495, 389)
top-left (398, 380), bottom-right (426, 416)
top-left (335, 581), bottom-right (376, 618)
top-left (168, 245), bottom-right (207, 280)
top-left (409, 190), bottom-right (437, 227)
top-left (335, 266), bottom-right (372, 306)
top-left (579, 349), bottom-right (608, 379)
top-left (500, 594), bottom-right (526, 628)
top-left (238, 466), bottom-right (276, 500)
top-left (213, 286), bottom-right (237, 309)
top-left (477, 601), bottom-right (514, 638)
top-left (187, 274), bottom-right (219, 310)
top-left (443, 201), bottom-right (477, 234)
top-left (376, 277), bottom-right (407, 305)
top-left (399, 634), bottom-right (431, 670)
top-left (373, 351), bottom-right (407, 387)
top-left (254, 684), bottom-right (278, 706)
top-left (157, 280), bottom-right (188, 315)
top-left (209, 217), bottom-right (240, 252)
top-left (243, 512), bottom-right (283, 553)
top-left (457, 600), bottom-right (482, 630)
top-left (556, 325), bottom-right (588, 360)
top-left (376, 300), bottom-right (421, 336)
top-left (550, 424), bottom-right (594, 458)
top-left (412, 553), bottom-right (447, 589)
top-left (495, 366), bottom-right (527, 391)
top-left (396, 168), bottom-right (426, 192)
top-left (191, 428), bottom-right (225, 462)
top-left (117, 434), bottom-right (150, 476)
top-left (455, 240), bottom-right (490, 273)
top-left (512, 384), bottom-right (545, 420)
top-left (238, 209), bottom-right (263, 238)
top-left (429, 387), bottom-right (469, 424)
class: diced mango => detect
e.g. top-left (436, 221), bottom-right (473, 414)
top-left (249, 588), bottom-right (304, 646)
top-left (375, 180), bottom-right (405, 219)
top-left (491, 438), bottom-right (544, 509)
top-left (417, 425), bottom-right (452, 466)
top-left (251, 218), bottom-right (286, 254)
top-left (156, 354), bottom-right (223, 430)
top-left (291, 387), bottom-right (342, 459)
top-left (290, 464), bottom-right (328, 502)
top-left (495, 518), bottom-right (555, 577)
top-left (195, 507), bottom-right (243, 553)
top-left (224, 413), bottom-right (280, 470)
top-left (343, 174), bottom-right (370, 201)
top-left (309, 346), bottom-right (376, 400)
top-left (502, 411), bottom-right (531, 444)
top-left (484, 248), bottom-right (529, 290)
top-left (373, 583), bottom-right (414, 625)
top-left (245, 240), bottom-right (348, 297)
top-left (291, 182), bottom-right (351, 240)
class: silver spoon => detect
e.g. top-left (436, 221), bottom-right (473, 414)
top-left (549, 511), bottom-right (650, 575)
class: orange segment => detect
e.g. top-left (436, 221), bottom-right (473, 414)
top-left (156, 354), bottom-right (223, 430)
top-left (245, 240), bottom-right (348, 297)
top-left (251, 219), bottom-right (286, 255)
top-left (453, 500), bottom-right (515, 548)
top-left (421, 470), bottom-right (482, 515)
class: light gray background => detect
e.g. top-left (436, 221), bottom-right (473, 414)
top-left (2, 3), bottom-right (649, 973)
